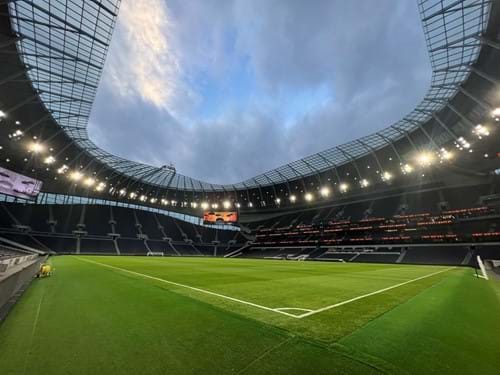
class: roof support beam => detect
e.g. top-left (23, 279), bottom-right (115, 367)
top-left (470, 66), bottom-right (500, 86)
top-left (0, 66), bottom-right (31, 85)
top-left (474, 35), bottom-right (500, 51)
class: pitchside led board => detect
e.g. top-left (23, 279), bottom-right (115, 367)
top-left (0, 166), bottom-right (43, 200)
top-left (203, 211), bottom-right (238, 225)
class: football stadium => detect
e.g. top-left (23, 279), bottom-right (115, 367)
top-left (0, 0), bottom-right (500, 374)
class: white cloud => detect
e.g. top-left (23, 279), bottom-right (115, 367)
top-left (103, 0), bottom-right (196, 115)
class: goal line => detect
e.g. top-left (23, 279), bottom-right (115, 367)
top-left (76, 257), bottom-right (454, 319)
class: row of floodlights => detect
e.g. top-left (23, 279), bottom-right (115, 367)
top-left (2, 105), bottom-right (495, 209)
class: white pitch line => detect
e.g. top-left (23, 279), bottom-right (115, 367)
top-left (76, 257), bottom-right (301, 318)
top-left (296, 267), bottom-right (455, 318)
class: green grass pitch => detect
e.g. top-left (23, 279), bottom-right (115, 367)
top-left (1, 256), bottom-right (499, 374)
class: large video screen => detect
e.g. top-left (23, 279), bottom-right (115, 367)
top-left (0, 166), bottom-right (43, 200)
top-left (203, 211), bottom-right (238, 225)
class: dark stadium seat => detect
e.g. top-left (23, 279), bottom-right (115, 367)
top-left (80, 238), bottom-right (117, 254)
top-left (116, 238), bottom-right (148, 254)
top-left (401, 246), bottom-right (469, 265)
top-left (84, 205), bottom-right (113, 236)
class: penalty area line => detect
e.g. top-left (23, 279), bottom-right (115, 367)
top-left (296, 267), bottom-right (455, 318)
top-left (75, 257), bottom-right (302, 319)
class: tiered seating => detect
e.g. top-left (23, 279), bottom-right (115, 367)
top-left (401, 246), bottom-right (469, 265)
top-left (80, 238), bottom-right (116, 253)
top-left (33, 235), bottom-right (76, 253)
top-left (116, 239), bottom-right (147, 254)
top-left (84, 206), bottom-right (112, 235)
top-left (252, 205), bottom-right (499, 247)
top-left (0, 203), bottom-right (243, 255)
top-left (146, 240), bottom-right (177, 255)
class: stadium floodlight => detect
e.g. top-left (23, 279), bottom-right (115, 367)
top-left (223, 200), bottom-right (231, 209)
top-left (150, 197), bottom-right (157, 204)
top-left (84, 177), bottom-right (95, 187)
top-left (275, 198), bottom-right (281, 204)
top-left (139, 195), bottom-right (147, 202)
top-left (201, 202), bottom-right (209, 210)
top-left (191, 202), bottom-right (198, 208)
top-left (69, 171), bottom-right (82, 181)
top-left (401, 164), bottom-right (413, 174)
top-left (320, 187), bottom-right (330, 197)
top-left (360, 179), bottom-right (369, 188)
top-left (95, 182), bottom-right (106, 192)
top-left (304, 193), bottom-right (313, 202)
top-left (289, 194), bottom-right (297, 203)
top-left (0, 110), bottom-right (6, 118)
top-left (491, 107), bottom-right (500, 118)
top-left (235, 202), bottom-right (241, 208)
top-left (43, 156), bottom-right (56, 164)
top-left (13, 129), bottom-right (23, 137)
top-left (28, 142), bottom-right (45, 153)
top-left (381, 171), bottom-right (393, 181)
top-left (129, 192), bottom-right (137, 199)
top-left (473, 124), bottom-right (489, 138)
top-left (416, 152), bottom-right (434, 166)
top-left (161, 198), bottom-right (168, 205)
top-left (339, 183), bottom-right (349, 193)
top-left (456, 137), bottom-right (470, 149)
top-left (439, 148), bottom-right (453, 161)
top-left (57, 164), bottom-right (69, 174)
top-left (248, 202), bottom-right (253, 208)
top-left (171, 200), bottom-right (177, 206)
top-left (211, 203), bottom-right (219, 209)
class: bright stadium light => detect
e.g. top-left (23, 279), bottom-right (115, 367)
top-left (275, 197), bottom-right (281, 204)
top-left (223, 200), bottom-right (231, 209)
top-left (28, 142), bottom-right (45, 153)
top-left (201, 202), bottom-right (209, 210)
top-left (248, 202), bottom-right (253, 208)
top-left (43, 156), bottom-right (56, 165)
top-left (289, 194), bottom-right (297, 203)
top-left (95, 182), bottom-right (106, 192)
top-left (191, 202), bottom-right (198, 208)
top-left (212, 203), bottom-right (219, 209)
top-left (235, 202), bottom-right (241, 208)
top-left (320, 187), bottom-right (330, 197)
top-left (339, 183), bottom-right (349, 193)
top-left (69, 171), bottom-right (82, 181)
top-left (360, 179), bottom-right (369, 188)
top-left (150, 197), bottom-right (157, 204)
top-left (304, 193), bottom-right (313, 202)
top-left (171, 200), bottom-right (177, 206)
top-left (416, 152), bottom-right (434, 166)
top-left (402, 164), bottom-right (413, 174)
top-left (84, 177), bottom-right (95, 187)
top-left (0, 110), bottom-right (6, 118)
top-left (439, 148), bottom-right (453, 161)
top-left (129, 192), bottom-right (137, 199)
top-left (161, 198), bottom-right (168, 205)
top-left (139, 195), bottom-right (147, 202)
top-left (57, 164), bottom-right (69, 174)
top-left (118, 188), bottom-right (127, 196)
top-left (491, 107), bottom-right (500, 118)
top-left (382, 171), bottom-right (393, 181)
top-left (473, 124), bottom-right (489, 138)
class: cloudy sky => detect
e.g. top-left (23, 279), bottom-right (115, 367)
top-left (88, 0), bottom-right (431, 184)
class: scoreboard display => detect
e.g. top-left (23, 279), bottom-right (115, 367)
top-left (203, 211), bottom-right (238, 225)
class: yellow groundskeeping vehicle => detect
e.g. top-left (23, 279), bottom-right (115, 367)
top-left (37, 263), bottom-right (53, 278)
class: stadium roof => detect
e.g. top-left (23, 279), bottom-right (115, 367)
top-left (5, 0), bottom-right (493, 192)
top-left (1, 0), bottom-right (499, 213)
